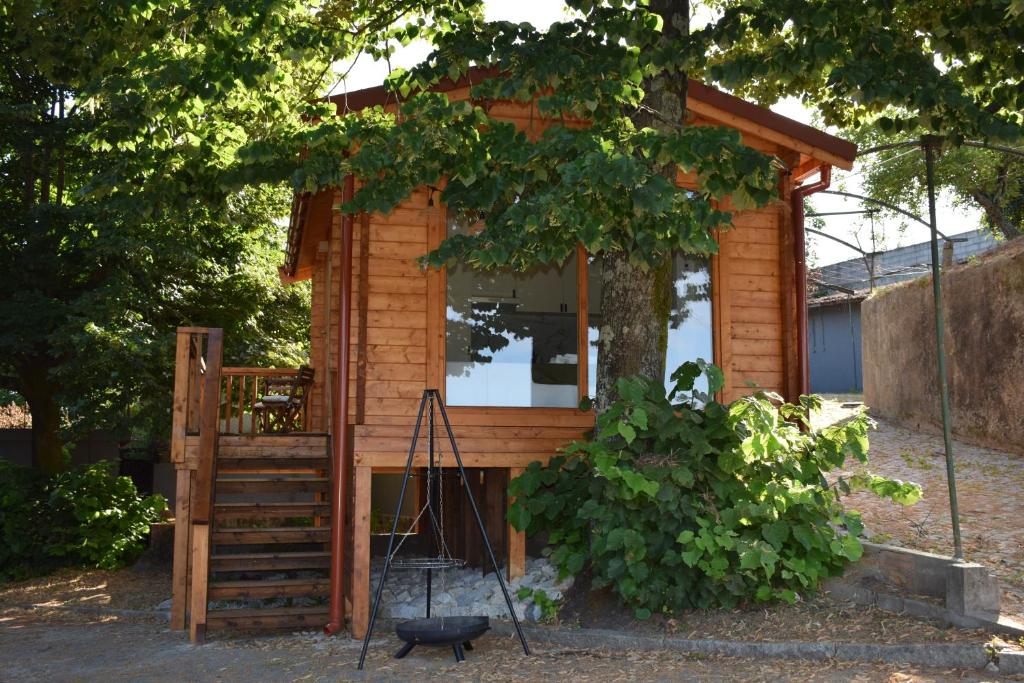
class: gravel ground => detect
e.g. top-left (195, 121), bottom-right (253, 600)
top-left (812, 395), bottom-right (1024, 624)
top-left (0, 617), bottom-right (1010, 682)
top-left (0, 564), bottom-right (991, 645)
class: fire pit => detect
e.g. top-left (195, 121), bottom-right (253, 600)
top-left (394, 616), bottom-right (490, 662)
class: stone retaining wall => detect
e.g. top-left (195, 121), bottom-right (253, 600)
top-left (861, 238), bottom-right (1024, 454)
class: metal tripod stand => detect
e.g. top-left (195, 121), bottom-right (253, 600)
top-left (356, 389), bottom-right (530, 669)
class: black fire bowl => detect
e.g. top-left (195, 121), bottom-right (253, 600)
top-left (394, 616), bottom-right (490, 663)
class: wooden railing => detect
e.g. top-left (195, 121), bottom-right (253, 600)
top-left (220, 367), bottom-right (307, 434)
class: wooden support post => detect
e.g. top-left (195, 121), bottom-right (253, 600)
top-left (170, 328), bottom-right (196, 630)
top-left (188, 523), bottom-right (210, 643)
top-left (170, 468), bottom-right (193, 630)
top-left (170, 331), bottom-right (192, 465)
top-left (351, 465), bottom-right (372, 639)
top-left (462, 468), bottom-right (484, 569)
top-left (507, 467), bottom-right (526, 580)
top-left (187, 329), bottom-right (221, 644)
top-left (484, 468), bottom-right (508, 576)
top-left (187, 343), bottom-right (202, 430)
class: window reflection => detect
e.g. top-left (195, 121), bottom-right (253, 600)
top-left (445, 217), bottom-right (579, 407)
top-left (588, 254), bottom-right (713, 397)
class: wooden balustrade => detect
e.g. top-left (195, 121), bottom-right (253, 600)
top-left (220, 367), bottom-right (307, 434)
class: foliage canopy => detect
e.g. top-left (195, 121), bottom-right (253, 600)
top-left (4, 0), bottom-right (1023, 466)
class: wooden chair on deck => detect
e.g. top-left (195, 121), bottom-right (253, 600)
top-left (252, 366), bottom-right (315, 433)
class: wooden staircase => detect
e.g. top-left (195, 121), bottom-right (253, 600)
top-left (170, 329), bottom-right (340, 641)
top-left (200, 433), bottom-right (333, 633)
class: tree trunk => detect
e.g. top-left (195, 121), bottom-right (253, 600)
top-left (19, 365), bottom-right (66, 475)
top-left (594, 0), bottom-right (689, 414)
top-left (595, 252), bottom-right (672, 413)
top-left (970, 189), bottom-right (1022, 240)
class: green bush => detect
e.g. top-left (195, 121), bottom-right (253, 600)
top-left (0, 461), bottom-right (54, 580)
top-left (0, 460), bottom-right (167, 578)
top-left (509, 361), bottom-right (921, 618)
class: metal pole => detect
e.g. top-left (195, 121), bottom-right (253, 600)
top-left (922, 136), bottom-right (963, 560)
top-left (433, 390), bottom-right (531, 656)
top-left (425, 394), bottom-right (434, 619)
top-left (357, 392), bottom-right (429, 670)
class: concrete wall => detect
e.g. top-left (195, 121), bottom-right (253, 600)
top-left (809, 300), bottom-right (862, 394)
top-left (862, 239), bottom-right (1024, 453)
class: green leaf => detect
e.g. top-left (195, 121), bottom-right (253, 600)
top-left (508, 505), bottom-right (532, 531)
top-left (762, 520), bottom-right (790, 549)
top-left (617, 422), bottom-right (637, 444)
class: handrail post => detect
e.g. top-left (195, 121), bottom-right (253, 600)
top-left (189, 328), bottom-right (224, 643)
top-left (170, 328), bottom-right (196, 630)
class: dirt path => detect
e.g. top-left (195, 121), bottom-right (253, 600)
top-left (815, 396), bottom-right (1024, 623)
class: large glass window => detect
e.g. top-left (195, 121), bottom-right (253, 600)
top-left (445, 217), bottom-right (579, 407)
top-left (588, 253), bottom-right (714, 397)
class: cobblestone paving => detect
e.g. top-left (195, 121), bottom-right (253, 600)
top-left (814, 397), bottom-right (1024, 623)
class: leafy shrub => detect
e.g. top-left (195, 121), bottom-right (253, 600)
top-left (0, 461), bottom-right (167, 578)
top-left (509, 361), bottom-right (920, 618)
top-left (46, 462), bottom-right (167, 569)
top-left (0, 461), bottom-right (54, 580)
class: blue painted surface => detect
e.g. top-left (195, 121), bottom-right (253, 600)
top-left (808, 300), bottom-right (862, 393)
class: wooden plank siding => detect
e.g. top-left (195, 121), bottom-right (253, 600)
top-left (719, 204), bottom-right (791, 402)
top-left (295, 94), bottom-right (831, 641)
top-left (304, 121), bottom-right (802, 453)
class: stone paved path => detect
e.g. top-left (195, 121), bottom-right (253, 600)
top-left (814, 397), bottom-right (1024, 623)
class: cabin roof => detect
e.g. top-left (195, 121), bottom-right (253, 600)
top-left (282, 69), bottom-right (857, 281)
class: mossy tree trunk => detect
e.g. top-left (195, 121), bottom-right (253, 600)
top-left (594, 0), bottom-right (689, 414)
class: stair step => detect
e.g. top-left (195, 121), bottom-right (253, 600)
top-left (218, 446), bottom-right (329, 457)
top-left (213, 526), bottom-right (330, 545)
top-left (214, 502), bottom-right (331, 520)
top-left (217, 457), bottom-right (329, 472)
top-left (209, 578), bottom-right (330, 600)
top-left (205, 606), bottom-right (329, 630)
top-left (210, 551), bottom-right (331, 572)
top-left (218, 434), bottom-right (328, 446)
top-left (215, 477), bottom-right (329, 494)
top-left (217, 435), bottom-right (328, 456)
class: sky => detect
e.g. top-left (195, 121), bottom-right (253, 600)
top-left (332, 0), bottom-right (983, 267)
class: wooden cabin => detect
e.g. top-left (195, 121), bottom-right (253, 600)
top-left (168, 73), bottom-right (856, 642)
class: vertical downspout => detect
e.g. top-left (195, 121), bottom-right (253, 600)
top-left (326, 175), bottom-right (355, 634)
top-left (791, 164), bottom-right (831, 396)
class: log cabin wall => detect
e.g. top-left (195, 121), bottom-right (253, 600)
top-left (305, 101), bottom-right (806, 451)
top-left (307, 188), bottom-right (363, 433)
top-left (295, 93), bottom-right (847, 639)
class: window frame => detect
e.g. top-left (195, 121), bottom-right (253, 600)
top-left (431, 203), bottom-right (721, 411)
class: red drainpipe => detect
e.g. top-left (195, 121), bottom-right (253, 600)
top-left (326, 175), bottom-right (355, 635)
top-left (791, 165), bottom-right (831, 397)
